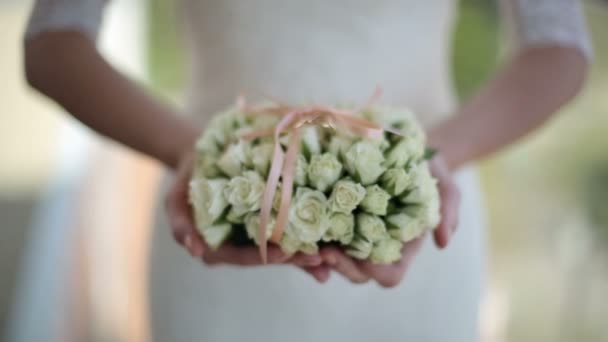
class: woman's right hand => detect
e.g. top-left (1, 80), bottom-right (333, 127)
top-left (165, 150), bottom-right (331, 283)
top-left (320, 154), bottom-right (461, 287)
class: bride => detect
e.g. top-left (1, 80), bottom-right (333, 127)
top-left (24, 0), bottom-right (590, 341)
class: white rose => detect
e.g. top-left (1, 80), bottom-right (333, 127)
top-left (301, 126), bottom-right (322, 156)
top-left (327, 135), bottom-right (354, 159)
top-left (287, 187), bottom-right (330, 243)
top-left (343, 141), bottom-right (387, 185)
top-left (223, 171), bottom-right (265, 216)
top-left (280, 231), bottom-right (302, 255)
top-left (323, 212), bottom-right (355, 245)
top-left (307, 153), bottom-right (343, 192)
top-left (386, 211), bottom-right (424, 242)
top-left (189, 178), bottom-right (229, 229)
top-left (249, 142), bottom-right (275, 177)
top-left (244, 213), bottom-right (275, 245)
top-left (206, 108), bottom-right (247, 147)
top-left (217, 140), bottom-right (251, 177)
top-left (346, 237), bottom-right (373, 260)
top-left (328, 180), bottom-right (366, 214)
top-left (299, 242), bottom-right (319, 255)
top-left (200, 222), bottom-right (232, 250)
top-left (370, 238), bottom-right (403, 264)
top-left (385, 138), bottom-right (424, 168)
top-left (356, 213), bottom-right (389, 243)
top-left (399, 163), bottom-right (437, 205)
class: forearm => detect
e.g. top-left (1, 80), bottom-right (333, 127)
top-left (25, 31), bottom-right (199, 169)
top-left (429, 46), bottom-right (589, 170)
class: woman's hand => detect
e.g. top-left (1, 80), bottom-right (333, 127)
top-left (319, 154), bottom-right (461, 287)
top-left (165, 150), bottom-right (331, 282)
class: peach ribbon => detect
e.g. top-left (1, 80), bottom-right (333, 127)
top-left (238, 89), bottom-right (400, 263)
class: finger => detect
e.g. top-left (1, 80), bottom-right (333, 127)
top-left (203, 245), bottom-right (292, 266)
top-left (166, 163), bottom-right (195, 241)
top-left (300, 265), bottom-right (331, 283)
top-left (290, 253), bottom-right (324, 267)
top-left (398, 234), bottom-right (426, 267)
top-left (166, 156), bottom-right (204, 257)
top-left (434, 177), bottom-right (460, 249)
top-left (321, 247), bottom-right (369, 284)
top-left (359, 235), bottom-right (426, 288)
top-left (183, 233), bottom-right (205, 258)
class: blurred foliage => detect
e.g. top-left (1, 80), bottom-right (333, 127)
top-left (147, 0), bottom-right (184, 95)
top-left (519, 3), bottom-right (608, 245)
top-left (584, 164), bottom-right (608, 246)
top-left (451, 0), bottom-right (499, 100)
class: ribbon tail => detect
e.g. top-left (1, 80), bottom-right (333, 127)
top-left (360, 85), bottom-right (383, 111)
top-left (236, 93), bottom-right (247, 111)
top-left (333, 114), bottom-right (385, 140)
top-left (258, 143), bottom-right (284, 264)
top-left (271, 127), bottom-right (302, 244)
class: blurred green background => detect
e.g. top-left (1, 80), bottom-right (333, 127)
top-left (456, 2), bottom-right (608, 341)
top-left (1, 0), bottom-right (606, 341)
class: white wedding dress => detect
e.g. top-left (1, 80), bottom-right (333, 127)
top-left (25, 1), bottom-right (591, 341)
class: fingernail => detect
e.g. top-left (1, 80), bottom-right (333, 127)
top-left (184, 235), bottom-right (195, 257)
top-left (442, 235), bottom-right (450, 249)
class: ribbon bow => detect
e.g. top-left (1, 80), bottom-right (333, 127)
top-left (238, 88), bottom-right (399, 263)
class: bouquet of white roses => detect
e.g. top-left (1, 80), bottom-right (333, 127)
top-left (189, 98), bottom-right (440, 264)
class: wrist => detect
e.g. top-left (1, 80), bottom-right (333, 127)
top-left (427, 123), bottom-right (468, 172)
top-left (162, 120), bottom-right (201, 170)
top-left (427, 134), bottom-right (453, 171)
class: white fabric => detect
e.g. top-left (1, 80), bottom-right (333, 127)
top-left (23, 0), bottom-right (592, 341)
top-left (25, 0), bottom-right (593, 55)
top-left (26, 0), bottom-right (108, 40)
top-left (502, 0), bottom-right (593, 59)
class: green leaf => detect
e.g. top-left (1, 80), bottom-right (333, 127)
top-left (423, 148), bottom-right (438, 160)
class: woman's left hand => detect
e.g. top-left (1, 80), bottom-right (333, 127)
top-left (318, 154), bottom-right (461, 287)
top-left (166, 149), bottom-right (334, 283)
